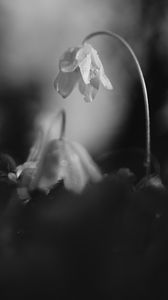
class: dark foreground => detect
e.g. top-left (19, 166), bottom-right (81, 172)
top-left (0, 152), bottom-right (168, 299)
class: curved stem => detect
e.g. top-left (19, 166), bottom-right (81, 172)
top-left (82, 30), bottom-right (151, 177)
top-left (47, 109), bottom-right (66, 140)
top-left (58, 109), bottom-right (66, 139)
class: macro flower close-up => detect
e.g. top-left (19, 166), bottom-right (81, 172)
top-left (1, 1), bottom-right (168, 299)
top-left (15, 110), bottom-right (102, 200)
top-left (31, 138), bottom-right (102, 193)
top-left (54, 43), bottom-right (112, 102)
top-left (16, 138), bottom-right (102, 197)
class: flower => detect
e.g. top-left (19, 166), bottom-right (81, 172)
top-left (15, 110), bottom-right (102, 199)
top-left (32, 138), bottom-right (102, 193)
top-left (54, 43), bottom-right (112, 102)
top-left (16, 138), bottom-right (102, 198)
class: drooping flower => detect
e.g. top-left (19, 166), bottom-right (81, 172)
top-left (54, 43), bottom-right (112, 102)
top-left (34, 139), bottom-right (102, 193)
top-left (15, 111), bottom-right (102, 200)
top-left (16, 139), bottom-right (102, 198)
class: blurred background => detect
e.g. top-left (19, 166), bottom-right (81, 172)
top-left (0, 0), bottom-right (167, 175)
top-left (1, 2), bottom-right (168, 298)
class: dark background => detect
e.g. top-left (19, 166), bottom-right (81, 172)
top-left (0, 1), bottom-right (168, 298)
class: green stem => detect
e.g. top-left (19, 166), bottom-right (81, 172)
top-left (82, 30), bottom-right (151, 177)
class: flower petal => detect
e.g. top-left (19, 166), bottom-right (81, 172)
top-left (59, 47), bottom-right (80, 72)
top-left (30, 140), bottom-right (63, 192)
top-left (62, 141), bottom-right (89, 193)
top-left (91, 47), bottom-right (113, 90)
top-left (54, 70), bottom-right (79, 98)
top-left (78, 54), bottom-right (91, 84)
top-left (90, 75), bottom-right (100, 90)
top-left (76, 43), bottom-right (92, 64)
top-left (78, 77), bottom-right (99, 102)
top-left (90, 47), bottom-right (103, 69)
top-left (99, 69), bottom-right (113, 90)
top-left (69, 141), bottom-right (102, 183)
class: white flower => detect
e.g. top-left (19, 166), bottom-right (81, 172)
top-left (54, 43), bottom-right (112, 102)
top-left (17, 139), bottom-right (102, 197)
top-left (31, 138), bottom-right (102, 193)
top-left (16, 111), bottom-right (102, 199)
